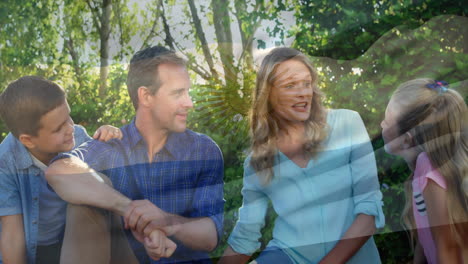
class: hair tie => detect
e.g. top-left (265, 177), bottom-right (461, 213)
top-left (426, 80), bottom-right (448, 94)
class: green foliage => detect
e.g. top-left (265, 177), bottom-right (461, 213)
top-left (0, 1), bottom-right (466, 263)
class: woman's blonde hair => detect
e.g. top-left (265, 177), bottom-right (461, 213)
top-left (392, 78), bottom-right (468, 247)
top-left (249, 47), bottom-right (328, 184)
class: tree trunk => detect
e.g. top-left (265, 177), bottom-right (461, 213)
top-left (99, 0), bottom-right (112, 98)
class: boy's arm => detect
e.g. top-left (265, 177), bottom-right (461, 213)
top-left (92, 125), bottom-right (123, 142)
top-left (45, 156), bottom-right (130, 215)
top-left (0, 214), bottom-right (27, 264)
top-left (46, 157), bottom-right (177, 259)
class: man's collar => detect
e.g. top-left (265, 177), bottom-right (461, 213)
top-left (164, 132), bottom-right (186, 160)
top-left (128, 120), bottom-right (191, 160)
top-left (127, 119), bottom-right (144, 149)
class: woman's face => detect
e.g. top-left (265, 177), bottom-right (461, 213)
top-left (269, 59), bottom-right (314, 123)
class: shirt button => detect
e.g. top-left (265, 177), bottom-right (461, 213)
top-left (33, 197), bottom-right (38, 201)
top-left (35, 173), bottom-right (40, 177)
top-left (32, 221), bottom-right (37, 225)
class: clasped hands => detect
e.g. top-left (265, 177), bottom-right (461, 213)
top-left (124, 200), bottom-right (178, 261)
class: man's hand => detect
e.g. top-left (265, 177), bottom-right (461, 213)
top-left (131, 228), bottom-right (177, 261)
top-left (125, 199), bottom-right (219, 252)
top-left (124, 200), bottom-right (177, 237)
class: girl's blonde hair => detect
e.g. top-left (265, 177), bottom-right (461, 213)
top-left (392, 78), bottom-right (468, 247)
top-left (249, 47), bottom-right (328, 184)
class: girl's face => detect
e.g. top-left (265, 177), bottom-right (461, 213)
top-left (268, 59), bottom-right (314, 124)
top-left (381, 99), bottom-right (407, 155)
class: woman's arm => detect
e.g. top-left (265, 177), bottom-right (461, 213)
top-left (219, 160), bottom-right (269, 263)
top-left (319, 214), bottom-right (376, 264)
top-left (424, 179), bottom-right (462, 263)
top-left (218, 245), bottom-right (251, 264)
top-left (319, 111), bottom-right (384, 264)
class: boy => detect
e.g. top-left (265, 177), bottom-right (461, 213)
top-left (0, 76), bottom-right (124, 264)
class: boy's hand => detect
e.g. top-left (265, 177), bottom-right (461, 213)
top-left (93, 125), bottom-right (122, 141)
top-left (131, 229), bottom-right (177, 261)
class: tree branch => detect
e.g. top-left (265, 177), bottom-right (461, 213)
top-left (160, 0), bottom-right (176, 50)
top-left (187, 0), bottom-right (219, 79)
top-left (139, 0), bottom-right (162, 50)
top-left (85, 0), bottom-right (102, 32)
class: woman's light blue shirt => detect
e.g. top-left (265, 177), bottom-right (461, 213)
top-left (228, 109), bottom-right (384, 264)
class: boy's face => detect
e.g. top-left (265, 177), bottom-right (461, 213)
top-left (27, 101), bottom-right (75, 159)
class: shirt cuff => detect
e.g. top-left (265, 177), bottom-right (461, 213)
top-left (353, 200), bottom-right (385, 229)
top-left (207, 213), bottom-right (224, 247)
top-left (0, 207), bottom-right (22, 216)
top-left (227, 223), bottom-right (262, 256)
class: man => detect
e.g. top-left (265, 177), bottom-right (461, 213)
top-left (46, 46), bottom-right (224, 263)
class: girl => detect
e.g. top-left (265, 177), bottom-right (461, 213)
top-left (381, 78), bottom-right (468, 263)
top-left (220, 47), bottom-right (384, 264)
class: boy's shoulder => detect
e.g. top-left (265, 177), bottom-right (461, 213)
top-left (0, 133), bottom-right (27, 170)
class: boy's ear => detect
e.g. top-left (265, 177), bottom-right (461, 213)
top-left (137, 86), bottom-right (152, 108)
top-left (401, 132), bottom-right (414, 149)
top-left (18, 134), bottom-right (36, 149)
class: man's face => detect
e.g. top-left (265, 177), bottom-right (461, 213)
top-left (27, 101), bottom-right (75, 159)
top-left (147, 63), bottom-right (193, 133)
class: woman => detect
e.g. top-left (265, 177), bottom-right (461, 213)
top-left (220, 47), bottom-right (384, 263)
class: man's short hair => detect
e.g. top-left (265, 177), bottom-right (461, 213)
top-left (127, 46), bottom-right (186, 109)
top-left (0, 76), bottom-right (66, 138)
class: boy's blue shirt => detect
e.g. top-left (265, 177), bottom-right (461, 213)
top-left (0, 125), bottom-right (91, 264)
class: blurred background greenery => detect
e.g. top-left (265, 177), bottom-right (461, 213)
top-left (1, 0), bottom-right (467, 262)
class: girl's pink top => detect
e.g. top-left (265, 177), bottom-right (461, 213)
top-left (412, 152), bottom-right (447, 264)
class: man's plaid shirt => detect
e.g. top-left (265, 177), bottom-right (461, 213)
top-left (59, 120), bottom-right (224, 263)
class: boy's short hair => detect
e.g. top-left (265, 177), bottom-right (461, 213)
top-left (127, 46), bottom-right (186, 110)
top-left (0, 76), bottom-right (66, 138)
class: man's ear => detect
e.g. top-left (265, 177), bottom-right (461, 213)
top-left (18, 134), bottom-right (36, 149)
top-left (401, 131), bottom-right (414, 149)
top-left (137, 86), bottom-right (152, 108)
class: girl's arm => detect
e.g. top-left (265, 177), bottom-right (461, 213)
top-left (218, 245), bottom-right (251, 264)
top-left (413, 241), bottom-right (427, 264)
top-left (424, 179), bottom-right (463, 263)
top-left (318, 214), bottom-right (376, 264)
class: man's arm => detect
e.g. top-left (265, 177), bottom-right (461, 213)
top-left (124, 138), bottom-right (224, 252)
top-left (125, 200), bottom-right (218, 251)
top-left (0, 214), bottom-right (27, 264)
